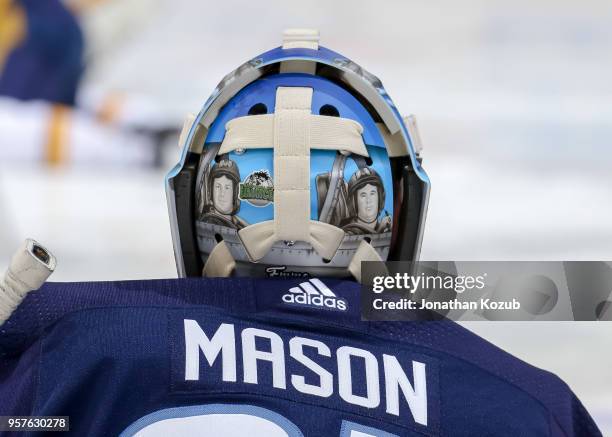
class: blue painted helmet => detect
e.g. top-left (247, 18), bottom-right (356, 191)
top-left (166, 29), bottom-right (430, 279)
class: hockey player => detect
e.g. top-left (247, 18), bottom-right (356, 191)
top-left (0, 0), bottom-right (179, 167)
top-left (0, 0), bottom-right (84, 106)
top-left (0, 29), bottom-right (602, 436)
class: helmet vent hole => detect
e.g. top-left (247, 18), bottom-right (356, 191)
top-left (214, 233), bottom-right (223, 243)
top-left (319, 104), bottom-right (339, 117)
top-left (322, 258), bottom-right (332, 264)
top-left (248, 103), bottom-right (268, 115)
top-left (364, 157), bottom-right (373, 166)
top-left (364, 236), bottom-right (372, 244)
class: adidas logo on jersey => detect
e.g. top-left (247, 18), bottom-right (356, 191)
top-left (282, 278), bottom-right (348, 311)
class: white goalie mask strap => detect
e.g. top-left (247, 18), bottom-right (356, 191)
top-left (232, 86), bottom-right (355, 262)
top-left (348, 240), bottom-right (384, 283)
top-left (202, 240), bottom-right (236, 278)
top-left (220, 111), bottom-right (369, 157)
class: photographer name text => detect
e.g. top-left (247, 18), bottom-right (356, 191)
top-left (372, 298), bottom-right (520, 311)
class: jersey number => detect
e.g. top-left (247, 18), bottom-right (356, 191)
top-left (120, 404), bottom-right (399, 437)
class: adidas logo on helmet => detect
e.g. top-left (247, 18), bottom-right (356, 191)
top-left (282, 278), bottom-right (348, 311)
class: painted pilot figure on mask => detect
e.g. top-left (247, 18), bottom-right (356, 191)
top-left (340, 167), bottom-right (391, 235)
top-left (199, 158), bottom-right (248, 230)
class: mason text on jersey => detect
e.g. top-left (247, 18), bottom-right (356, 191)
top-left (183, 319), bottom-right (428, 427)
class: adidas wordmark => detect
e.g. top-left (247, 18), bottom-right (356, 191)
top-left (282, 279), bottom-right (348, 311)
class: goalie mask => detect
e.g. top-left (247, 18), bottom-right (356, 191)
top-left (166, 29), bottom-right (430, 280)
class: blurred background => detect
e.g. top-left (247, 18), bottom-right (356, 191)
top-left (0, 0), bottom-right (611, 431)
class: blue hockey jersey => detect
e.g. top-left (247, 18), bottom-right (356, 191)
top-left (0, 278), bottom-right (601, 436)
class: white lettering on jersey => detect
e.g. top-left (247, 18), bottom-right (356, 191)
top-left (289, 337), bottom-right (333, 398)
top-left (383, 355), bottom-right (427, 426)
top-left (183, 321), bottom-right (428, 427)
top-left (337, 346), bottom-right (381, 409)
top-left (242, 327), bottom-right (287, 389)
top-left (184, 320), bottom-right (236, 382)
